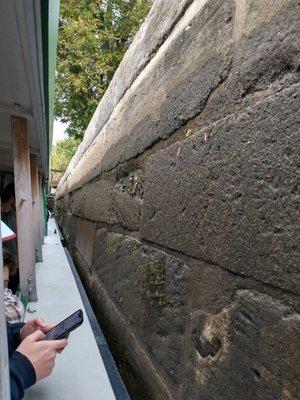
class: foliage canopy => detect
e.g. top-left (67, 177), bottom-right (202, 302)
top-left (51, 138), bottom-right (81, 171)
top-left (55, 0), bottom-right (152, 140)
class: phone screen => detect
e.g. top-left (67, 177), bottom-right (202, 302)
top-left (44, 309), bottom-right (83, 340)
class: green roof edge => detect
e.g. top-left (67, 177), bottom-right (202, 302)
top-left (41, 0), bottom-right (60, 174)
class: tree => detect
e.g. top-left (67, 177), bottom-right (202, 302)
top-left (55, 0), bottom-right (152, 140)
top-left (51, 138), bottom-right (81, 171)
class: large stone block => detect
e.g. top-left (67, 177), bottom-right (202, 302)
top-left (56, 0), bottom-right (300, 200)
top-left (56, 0), bottom-right (234, 195)
top-left (141, 86), bottom-right (299, 293)
top-left (195, 0), bottom-right (300, 132)
top-left (184, 290), bottom-right (300, 399)
top-left (113, 169), bottom-right (144, 231)
top-left (92, 0), bottom-right (234, 173)
top-left (76, 266), bottom-right (176, 400)
top-left (55, 194), bottom-right (69, 212)
top-left (187, 262), bottom-right (300, 316)
top-left (113, 189), bottom-right (141, 232)
top-left (70, 178), bottom-right (117, 225)
top-left (91, 229), bottom-right (188, 384)
top-left (68, 0), bottom-right (194, 171)
top-left (59, 212), bottom-right (77, 247)
top-left (75, 219), bottom-right (96, 268)
top-left (67, 168), bottom-right (143, 230)
top-left (54, 199), bottom-right (64, 226)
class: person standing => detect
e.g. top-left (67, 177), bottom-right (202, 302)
top-left (1, 219), bottom-right (69, 400)
top-left (3, 248), bottom-right (25, 323)
top-left (8, 318), bottom-right (68, 400)
top-left (1, 183), bottom-right (19, 293)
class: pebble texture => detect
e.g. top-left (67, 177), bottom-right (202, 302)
top-left (56, 0), bottom-right (300, 398)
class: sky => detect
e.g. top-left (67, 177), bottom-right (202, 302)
top-left (52, 119), bottom-right (68, 146)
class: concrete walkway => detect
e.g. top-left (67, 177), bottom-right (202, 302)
top-left (25, 218), bottom-right (116, 400)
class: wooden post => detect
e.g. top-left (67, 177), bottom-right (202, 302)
top-left (30, 154), bottom-right (43, 262)
top-left (0, 203), bottom-right (11, 399)
top-left (39, 173), bottom-right (45, 245)
top-left (42, 177), bottom-right (48, 236)
top-left (11, 116), bottom-right (37, 301)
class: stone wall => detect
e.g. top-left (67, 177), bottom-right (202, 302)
top-left (55, 1), bottom-right (300, 399)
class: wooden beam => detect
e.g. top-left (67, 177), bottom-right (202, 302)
top-left (30, 154), bottom-right (43, 262)
top-left (11, 116), bottom-right (37, 301)
top-left (39, 173), bottom-right (45, 245)
top-left (41, 177), bottom-right (47, 236)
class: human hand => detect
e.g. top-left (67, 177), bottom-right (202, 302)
top-left (17, 330), bottom-right (68, 380)
top-left (20, 317), bottom-right (54, 341)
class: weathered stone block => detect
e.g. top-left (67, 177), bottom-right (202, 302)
top-left (54, 201), bottom-right (63, 226)
top-left (67, 170), bottom-right (144, 230)
top-left (188, 262), bottom-right (300, 315)
top-left (66, 0), bottom-right (194, 176)
top-left (113, 190), bottom-right (141, 231)
top-left (113, 169), bottom-right (144, 231)
top-left (56, 0), bottom-right (234, 195)
top-left (184, 290), bottom-right (300, 399)
top-left (75, 219), bottom-right (96, 268)
top-left (56, 194), bottom-right (69, 212)
top-left (56, 0), bottom-right (300, 199)
top-left (79, 268), bottom-right (176, 400)
top-left (70, 179), bottom-right (117, 225)
top-left (92, 229), bottom-right (188, 384)
top-left (60, 212), bottom-right (77, 247)
top-left (141, 86), bottom-right (299, 293)
top-left (195, 0), bottom-right (300, 132)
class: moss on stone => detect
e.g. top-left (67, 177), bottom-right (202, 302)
top-left (105, 233), bottom-right (123, 253)
top-left (124, 239), bottom-right (140, 255)
top-left (137, 258), bottom-right (181, 309)
top-left (121, 169), bottom-right (145, 197)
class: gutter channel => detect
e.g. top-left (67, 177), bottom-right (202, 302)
top-left (56, 221), bottom-right (131, 400)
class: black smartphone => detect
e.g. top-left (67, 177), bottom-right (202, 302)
top-left (43, 309), bottom-right (84, 340)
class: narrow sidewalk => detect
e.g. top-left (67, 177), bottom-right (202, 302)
top-left (25, 218), bottom-right (116, 400)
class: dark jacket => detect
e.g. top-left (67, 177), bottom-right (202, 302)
top-left (7, 323), bottom-right (36, 400)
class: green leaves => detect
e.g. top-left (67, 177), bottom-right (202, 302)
top-left (51, 138), bottom-right (81, 171)
top-left (54, 0), bottom-right (152, 140)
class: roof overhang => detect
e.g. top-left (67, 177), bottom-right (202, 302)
top-left (0, 0), bottom-right (60, 176)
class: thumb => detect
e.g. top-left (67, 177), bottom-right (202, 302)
top-left (27, 329), bottom-right (45, 342)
